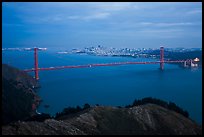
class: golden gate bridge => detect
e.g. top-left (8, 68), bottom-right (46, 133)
top-left (23, 47), bottom-right (192, 80)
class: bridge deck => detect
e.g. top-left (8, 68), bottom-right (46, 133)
top-left (23, 60), bottom-right (187, 72)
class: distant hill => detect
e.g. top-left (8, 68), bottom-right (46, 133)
top-left (2, 64), bottom-right (41, 125)
top-left (156, 50), bottom-right (202, 66)
top-left (2, 104), bottom-right (202, 135)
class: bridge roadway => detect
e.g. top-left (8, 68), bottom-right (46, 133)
top-left (23, 60), bottom-right (187, 72)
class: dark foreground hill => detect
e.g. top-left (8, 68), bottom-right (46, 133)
top-left (2, 64), bottom-right (41, 125)
top-left (2, 104), bottom-right (202, 135)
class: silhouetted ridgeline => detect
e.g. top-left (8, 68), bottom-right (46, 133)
top-left (2, 64), bottom-right (41, 125)
top-left (55, 103), bottom-right (91, 119)
top-left (125, 97), bottom-right (189, 118)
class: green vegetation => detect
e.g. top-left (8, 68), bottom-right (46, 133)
top-left (125, 97), bottom-right (189, 118)
top-left (54, 97), bottom-right (189, 121)
top-left (55, 103), bottom-right (91, 119)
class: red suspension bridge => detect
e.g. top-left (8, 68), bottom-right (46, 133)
top-left (23, 47), bottom-right (192, 80)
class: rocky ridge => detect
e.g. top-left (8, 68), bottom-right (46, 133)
top-left (2, 104), bottom-right (202, 135)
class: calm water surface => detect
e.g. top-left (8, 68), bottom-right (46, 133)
top-left (2, 50), bottom-right (202, 124)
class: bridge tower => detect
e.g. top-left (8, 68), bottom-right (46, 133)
top-left (160, 46), bottom-right (164, 70)
top-left (34, 48), bottom-right (39, 80)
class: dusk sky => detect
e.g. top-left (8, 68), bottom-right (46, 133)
top-left (2, 2), bottom-right (202, 50)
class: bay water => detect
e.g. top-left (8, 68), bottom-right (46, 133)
top-left (2, 50), bottom-right (202, 124)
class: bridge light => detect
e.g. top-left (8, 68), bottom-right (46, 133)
top-left (38, 48), bottom-right (47, 50)
top-left (194, 58), bottom-right (200, 62)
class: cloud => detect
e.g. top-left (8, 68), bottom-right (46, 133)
top-left (139, 22), bottom-right (196, 27)
top-left (138, 28), bottom-right (184, 38)
top-left (105, 21), bottom-right (199, 32)
top-left (139, 29), bottom-right (183, 33)
top-left (2, 23), bottom-right (23, 27)
top-left (93, 2), bottom-right (138, 11)
top-left (21, 2), bottom-right (134, 23)
top-left (23, 16), bottom-right (62, 24)
top-left (67, 16), bottom-right (80, 20)
top-left (19, 12), bottom-right (111, 24)
top-left (186, 9), bottom-right (202, 14)
top-left (83, 12), bottom-right (110, 20)
top-left (2, 2), bottom-right (202, 48)
top-left (67, 12), bottom-right (111, 21)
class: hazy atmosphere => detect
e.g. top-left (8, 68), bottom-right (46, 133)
top-left (2, 2), bottom-right (202, 49)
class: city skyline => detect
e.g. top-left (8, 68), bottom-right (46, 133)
top-left (2, 2), bottom-right (202, 49)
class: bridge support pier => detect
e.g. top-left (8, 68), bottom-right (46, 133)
top-left (34, 48), bottom-right (39, 80)
top-left (160, 46), bottom-right (164, 70)
top-left (184, 61), bottom-right (187, 67)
